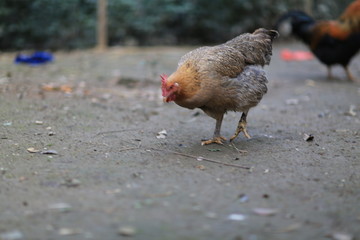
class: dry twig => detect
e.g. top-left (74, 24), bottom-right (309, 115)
top-left (230, 142), bottom-right (248, 154)
top-left (94, 128), bottom-right (139, 137)
top-left (150, 148), bottom-right (251, 169)
top-left (118, 141), bottom-right (142, 152)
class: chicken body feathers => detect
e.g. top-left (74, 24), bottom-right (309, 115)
top-left (178, 29), bottom-right (277, 78)
top-left (201, 66), bottom-right (268, 119)
top-left (172, 28), bottom-right (277, 114)
top-left (162, 28), bottom-right (278, 144)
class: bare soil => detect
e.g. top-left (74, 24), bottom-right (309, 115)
top-left (0, 41), bottom-right (359, 240)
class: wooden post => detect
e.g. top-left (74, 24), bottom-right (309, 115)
top-left (304, 0), bottom-right (313, 16)
top-left (96, 0), bottom-right (107, 51)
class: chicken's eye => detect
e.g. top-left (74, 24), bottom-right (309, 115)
top-left (169, 86), bottom-right (173, 90)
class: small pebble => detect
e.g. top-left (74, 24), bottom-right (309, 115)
top-left (228, 214), bottom-right (247, 221)
top-left (253, 208), bottom-right (278, 216)
top-left (118, 226), bottom-right (136, 236)
top-left (285, 98), bottom-right (299, 105)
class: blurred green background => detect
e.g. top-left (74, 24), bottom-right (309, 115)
top-left (0, 0), bottom-right (354, 50)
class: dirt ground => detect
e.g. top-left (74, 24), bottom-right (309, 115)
top-left (0, 41), bottom-right (359, 240)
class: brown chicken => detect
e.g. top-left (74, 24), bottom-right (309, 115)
top-left (276, 0), bottom-right (360, 81)
top-left (161, 28), bottom-right (278, 145)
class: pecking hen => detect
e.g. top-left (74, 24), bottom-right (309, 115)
top-left (161, 28), bottom-right (278, 145)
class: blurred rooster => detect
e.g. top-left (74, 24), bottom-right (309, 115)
top-left (161, 28), bottom-right (278, 145)
top-left (277, 0), bottom-right (360, 81)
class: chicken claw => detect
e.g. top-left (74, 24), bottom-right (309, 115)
top-left (201, 136), bottom-right (227, 145)
top-left (230, 112), bottom-right (251, 142)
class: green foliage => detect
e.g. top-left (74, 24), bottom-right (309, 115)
top-left (0, 0), bottom-right (355, 50)
top-left (0, 0), bottom-right (96, 49)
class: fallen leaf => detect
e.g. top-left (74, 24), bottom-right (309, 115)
top-left (252, 208), bottom-right (278, 216)
top-left (118, 226), bottom-right (136, 236)
top-left (42, 83), bottom-right (73, 93)
top-left (18, 176), bottom-right (27, 182)
top-left (278, 222), bottom-right (302, 233)
top-left (196, 165), bottom-right (206, 170)
top-left (156, 129), bottom-right (167, 139)
top-left (27, 147), bottom-right (40, 153)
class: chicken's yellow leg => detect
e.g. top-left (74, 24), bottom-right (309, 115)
top-left (201, 114), bottom-right (227, 145)
top-left (230, 111), bottom-right (251, 142)
top-left (327, 66), bottom-right (333, 80)
top-left (344, 66), bottom-right (356, 82)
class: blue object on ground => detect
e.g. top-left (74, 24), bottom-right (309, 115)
top-left (14, 51), bottom-right (54, 65)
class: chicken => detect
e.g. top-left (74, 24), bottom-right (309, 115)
top-left (276, 0), bottom-right (360, 81)
top-left (161, 28), bottom-right (278, 145)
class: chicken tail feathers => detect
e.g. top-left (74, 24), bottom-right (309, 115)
top-left (225, 28), bottom-right (279, 67)
top-left (253, 28), bottom-right (279, 41)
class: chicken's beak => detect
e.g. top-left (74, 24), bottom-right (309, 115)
top-left (163, 94), bottom-right (171, 103)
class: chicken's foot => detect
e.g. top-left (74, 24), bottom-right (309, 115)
top-left (201, 114), bottom-right (226, 145)
top-left (344, 66), bottom-right (356, 82)
top-left (327, 66), bottom-right (333, 80)
top-left (230, 111), bottom-right (251, 142)
top-left (201, 136), bottom-right (227, 145)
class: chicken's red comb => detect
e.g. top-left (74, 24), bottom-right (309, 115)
top-left (160, 74), bottom-right (168, 96)
top-left (160, 74), bottom-right (168, 84)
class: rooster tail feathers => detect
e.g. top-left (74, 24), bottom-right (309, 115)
top-left (339, 0), bottom-right (360, 31)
